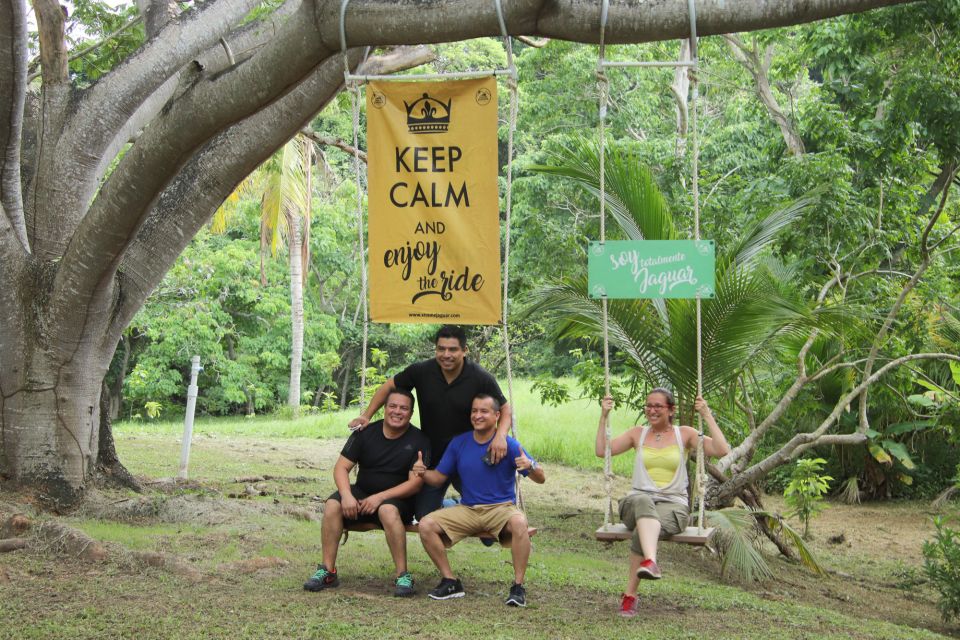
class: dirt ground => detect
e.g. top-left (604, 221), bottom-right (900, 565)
top-left (1, 435), bottom-right (958, 639)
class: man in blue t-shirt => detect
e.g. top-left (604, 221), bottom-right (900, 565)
top-left (413, 394), bottom-right (546, 608)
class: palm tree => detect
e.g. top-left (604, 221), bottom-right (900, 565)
top-left (524, 138), bottom-right (817, 414)
top-left (213, 135), bottom-right (313, 417)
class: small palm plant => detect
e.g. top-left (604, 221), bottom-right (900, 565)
top-left (783, 457), bottom-right (834, 539)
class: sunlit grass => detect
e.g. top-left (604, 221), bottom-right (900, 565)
top-left (113, 378), bottom-right (638, 476)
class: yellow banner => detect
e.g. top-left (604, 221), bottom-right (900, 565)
top-left (367, 77), bottom-right (501, 324)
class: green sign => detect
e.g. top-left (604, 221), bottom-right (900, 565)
top-left (588, 240), bottom-right (715, 299)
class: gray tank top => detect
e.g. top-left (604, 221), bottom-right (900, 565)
top-left (629, 425), bottom-right (688, 507)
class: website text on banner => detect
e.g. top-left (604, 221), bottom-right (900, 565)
top-left (588, 240), bottom-right (715, 299)
top-left (367, 77), bottom-right (501, 324)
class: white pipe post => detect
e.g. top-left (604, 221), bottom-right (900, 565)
top-left (178, 356), bottom-right (202, 479)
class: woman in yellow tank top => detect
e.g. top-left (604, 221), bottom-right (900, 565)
top-left (595, 387), bottom-right (730, 618)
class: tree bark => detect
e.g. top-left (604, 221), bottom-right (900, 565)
top-left (287, 208), bottom-right (304, 415)
top-left (95, 383), bottom-right (141, 492)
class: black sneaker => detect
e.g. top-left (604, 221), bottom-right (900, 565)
top-left (428, 577), bottom-right (465, 600)
top-left (303, 564), bottom-right (339, 591)
top-left (505, 583), bottom-right (526, 607)
top-left (394, 571), bottom-right (415, 597)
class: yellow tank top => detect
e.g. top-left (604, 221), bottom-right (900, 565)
top-left (642, 445), bottom-right (681, 488)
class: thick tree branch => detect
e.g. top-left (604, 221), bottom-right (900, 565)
top-left (0, 0), bottom-right (29, 252)
top-left (326, 0), bottom-right (918, 47)
top-left (136, 0), bottom-right (178, 38)
top-left (720, 352), bottom-right (960, 499)
top-left (35, 0), bottom-right (262, 255)
top-left (109, 45), bottom-right (430, 337)
top-left (53, 1), bottom-right (327, 323)
top-left (33, 0), bottom-right (68, 84)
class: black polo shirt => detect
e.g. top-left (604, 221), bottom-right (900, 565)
top-left (340, 420), bottom-right (431, 494)
top-left (393, 358), bottom-right (507, 464)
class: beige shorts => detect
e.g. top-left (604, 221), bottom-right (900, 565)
top-left (619, 493), bottom-right (689, 556)
top-left (422, 502), bottom-right (523, 546)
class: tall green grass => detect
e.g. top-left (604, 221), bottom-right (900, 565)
top-left (114, 379), bottom-right (645, 476)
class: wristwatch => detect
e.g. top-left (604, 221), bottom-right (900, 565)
top-left (528, 459), bottom-right (539, 471)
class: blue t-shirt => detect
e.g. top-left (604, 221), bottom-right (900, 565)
top-left (435, 432), bottom-right (535, 506)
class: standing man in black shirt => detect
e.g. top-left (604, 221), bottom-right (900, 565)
top-left (304, 388), bottom-right (430, 597)
top-left (348, 325), bottom-right (511, 519)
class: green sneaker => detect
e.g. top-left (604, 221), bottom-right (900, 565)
top-left (303, 564), bottom-right (339, 591)
top-left (394, 571), bottom-right (415, 597)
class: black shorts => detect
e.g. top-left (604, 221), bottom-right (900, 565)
top-left (327, 485), bottom-right (416, 526)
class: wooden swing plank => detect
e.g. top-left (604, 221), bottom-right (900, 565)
top-left (594, 523), bottom-right (713, 546)
top-left (342, 521), bottom-right (537, 547)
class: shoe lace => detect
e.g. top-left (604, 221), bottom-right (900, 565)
top-left (312, 567), bottom-right (331, 580)
top-left (620, 594), bottom-right (636, 610)
top-left (396, 573), bottom-right (414, 588)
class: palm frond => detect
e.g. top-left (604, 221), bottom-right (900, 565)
top-left (707, 507), bottom-right (774, 582)
top-left (760, 512), bottom-right (826, 575)
top-left (729, 192), bottom-right (820, 267)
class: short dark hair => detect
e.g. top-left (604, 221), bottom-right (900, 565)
top-left (649, 387), bottom-right (676, 407)
top-left (435, 325), bottom-right (467, 349)
top-left (473, 393), bottom-right (501, 412)
top-left (387, 387), bottom-right (416, 412)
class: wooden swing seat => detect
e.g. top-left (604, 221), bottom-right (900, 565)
top-left (342, 521), bottom-right (538, 548)
top-left (594, 522), bottom-right (713, 546)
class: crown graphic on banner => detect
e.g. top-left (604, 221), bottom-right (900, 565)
top-left (404, 93), bottom-right (452, 134)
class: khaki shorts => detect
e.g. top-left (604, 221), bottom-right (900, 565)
top-left (619, 493), bottom-right (689, 556)
top-left (422, 502), bottom-right (523, 546)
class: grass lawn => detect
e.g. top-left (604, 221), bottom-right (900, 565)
top-left (1, 380), bottom-right (958, 639)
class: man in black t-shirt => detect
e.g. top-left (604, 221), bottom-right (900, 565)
top-left (348, 325), bottom-right (510, 519)
top-left (304, 389), bottom-right (430, 597)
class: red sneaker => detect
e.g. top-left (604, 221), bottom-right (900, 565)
top-left (619, 593), bottom-right (638, 617)
top-left (637, 558), bottom-right (662, 580)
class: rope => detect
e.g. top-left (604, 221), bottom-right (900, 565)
top-left (597, 0), bottom-right (615, 529)
top-left (494, 0), bottom-right (526, 512)
top-left (690, 58), bottom-right (707, 534)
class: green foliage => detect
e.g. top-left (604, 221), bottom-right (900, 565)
top-left (708, 507), bottom-right (823, 583)
top-left (143, 401), bottom-right (162, 419)
top-left (531, 376), bottom-right (571, 407)
top-left (122, 229), bottom-right (341, 416)
top-left (922, 516), bottom-right (960, 622)
top-left (524, 139), bottom-right (818, 406)
top-left (784, 458), bottom-right (834, 539)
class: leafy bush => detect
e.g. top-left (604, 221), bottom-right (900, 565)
top-left (783, 457), bottom-right (833, 539)
top-left (922, 517), bottom-right (960, 622)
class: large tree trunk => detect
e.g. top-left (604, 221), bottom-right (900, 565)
top-left (0, 0), bottom-right (919, 506)
top-left (0, 296), bottom-right (115, 506)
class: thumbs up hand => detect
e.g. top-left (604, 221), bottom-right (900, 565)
top-left (412, 450), bottom-right (426, 477)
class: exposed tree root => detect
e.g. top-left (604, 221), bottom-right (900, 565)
top-left (95, 383), bottom-right (143, 493)
top-left (35, 520), bottom-right (109, 562)
top-left (0, 538), bottom-right (28, 552)
top-left (931, 485), bottom-right (957, 510)
top-left (129, 551), bottom-right (203, 582)
top-left (1, 513), bottom-right (32, 538)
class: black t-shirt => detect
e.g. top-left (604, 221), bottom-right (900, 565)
top-left (340, 420), bottom-right (431, 495)
top-left (393, 358), bottom-right (507, 463)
